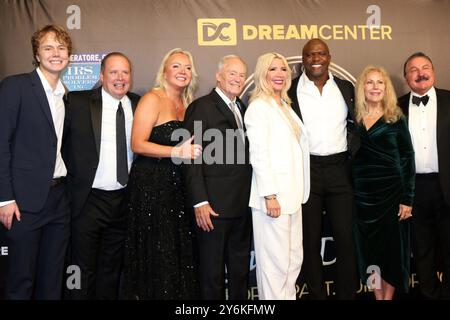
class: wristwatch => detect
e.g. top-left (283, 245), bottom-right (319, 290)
top-left (264, 195), bottom-right (277, 200)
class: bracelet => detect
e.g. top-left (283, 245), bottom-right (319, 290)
top-left (264, 195), bottom-right (277, 200)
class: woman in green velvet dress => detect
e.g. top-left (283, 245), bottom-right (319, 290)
top-left (352, 65), bottom-right (415, 300)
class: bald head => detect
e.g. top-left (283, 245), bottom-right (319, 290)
top-left (301, 38), bottom-right (331, 81)
top-left (302, 38), bottom-right (329, 57)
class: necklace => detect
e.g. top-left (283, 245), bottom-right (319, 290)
top-left (366, 108), bottom-right (382, 117)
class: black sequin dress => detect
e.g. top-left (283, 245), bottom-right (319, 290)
top-left (123, 120), bottom-right (199, 300)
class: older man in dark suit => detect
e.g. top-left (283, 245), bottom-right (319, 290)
top-left (398, 52), bottom-right (450, 299)
top-left (0, 25), bottom-right (72, 299)
top-left (63, 52), bottom-right (140, 299)
top-left (183, 55), bottom-right (252, 300)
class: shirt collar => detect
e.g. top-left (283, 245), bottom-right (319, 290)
top-left (36, 67), bottom-right (65, 96)
top-left (411, 86), bottom-right (435, 99)
top-left (215, 87), bottom-right (235, 106)
top-left (101, 87), bottom-right (128, 106)
top-left (300, 71), bottom-right (334, 87)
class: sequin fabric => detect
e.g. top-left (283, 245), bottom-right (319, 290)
top-left (123, 120), bottom-right (199, 299)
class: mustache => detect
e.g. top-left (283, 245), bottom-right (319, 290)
top-left (415, 75), bottom-right (429, 83)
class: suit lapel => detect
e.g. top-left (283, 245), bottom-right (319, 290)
top-left (436, 88), bottom-right (449, 152)
top-left (211, 89), bottom-right (239, 130)
top-left (127, 92), bottom-right (139, 114)
top-left (288, 76), bottom-right (303, 121)
top-left (30, 70), bottom-right (56, 138)
top-left (398, 93), bottom-right (411, 117)
top-left (334, 77), bottom-right (356, 123)
top-left (90, 88), bottom-right (103, 157)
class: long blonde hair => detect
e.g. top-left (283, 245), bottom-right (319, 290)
top-left (154, 48), bottom-right (198, 107)
top-left (355, 65), bottom-right (403, 124)
top-left (249, 52), bottom-right (292, 105)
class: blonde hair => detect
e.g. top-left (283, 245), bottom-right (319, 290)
top-left (154, 48), bottom-right (198, 107)
top-left (249, 52), bottom-right (292, 105)
top-left (355, 65), bottom-right (403, 124)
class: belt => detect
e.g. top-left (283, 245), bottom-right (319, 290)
top-left (50, 177), bottom-right (66, 187)
top-left (416, 173), bottom-right (439, 180)
top-left (310, 151), bottom-right (349, 164)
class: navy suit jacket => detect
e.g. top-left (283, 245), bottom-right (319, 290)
top-left (0, 70), bottom-right (60, 212)
top-left (398, 88), bottom-right (450, 205)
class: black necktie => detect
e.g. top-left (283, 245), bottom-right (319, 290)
top-left (412, 94), bottom-right (429, 106)
top-left (116, 101), bottom-right (128, 186)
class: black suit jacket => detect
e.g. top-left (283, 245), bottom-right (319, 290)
top-left (398, 88), bottom-right (450, 205)
top-left (62, 87), bottom-right (140, 217)
top-left (0, 70), bottom-right (60, 212)
top-left (183, 89), bottom-right (252, 218)
top-left (287, 73), bottom-right (360, 158)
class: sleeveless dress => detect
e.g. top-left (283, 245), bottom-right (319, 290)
top-left (352, 117), bottom-right (415, 292)
top-left (123, 120), bottom-right (199, 299)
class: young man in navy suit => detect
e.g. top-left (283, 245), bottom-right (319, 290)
top-left (0, 25), bottom-right (72, 299)
top-left (399, 52), bottom-right (450, 299)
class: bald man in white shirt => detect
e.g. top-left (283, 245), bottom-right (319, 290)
top-left (287, 39), bottom-right (360, 300)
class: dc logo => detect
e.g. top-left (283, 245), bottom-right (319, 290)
top-left (197, 18), bottom-right (237, 46)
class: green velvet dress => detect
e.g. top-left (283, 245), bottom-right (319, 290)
top-left (352, 116), bottom-right (415, 292)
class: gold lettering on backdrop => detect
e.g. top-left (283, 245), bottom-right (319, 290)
top-left (410, 273), bottom-right (419, 288)
top-left (259, 25), bottom-right (272, 39)
top-left (319, 25), bottom-right (332, 39)
top-left (297, 283), bottom-right (309, 299)
top-left (300, 25), bottom-right (318, 39)
top-left (382, 25), bottom-right (392, 39)
top-left (286, 25), bottom-right (299, 39)
top-left (273, 25), bottom-right (284, 39)
top-left (344, 25), bottom-right (357, 40)
top-left (333, 25), bottom-right (344, 40)
top-left (241, 24), bottom-right (392, 41)
top-left (324, 280), bottom-right (334, 296)
top-left (242, 25), bottom-right (257, 40)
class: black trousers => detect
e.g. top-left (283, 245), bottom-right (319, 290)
top-left (412, 173), bottom-right (450, 299)
top-left (196, 211), bottom-right (252, 300)
top-left (302, 153), bottom-right (357, 300)
top-left (70, 188), bottom-right (126, 300)
top-left (4, 183), bottom-right (70, 299)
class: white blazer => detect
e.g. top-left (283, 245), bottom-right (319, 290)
top-left (244, 97), bottom-right (310, 215)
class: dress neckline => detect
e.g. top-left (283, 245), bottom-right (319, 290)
top-left (363, 115), bottom-right (383, 132)
top-left (153, 120), bottom-right (182, 128)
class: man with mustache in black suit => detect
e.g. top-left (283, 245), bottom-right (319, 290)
top-left (398, 52), bottom-right (450, 299)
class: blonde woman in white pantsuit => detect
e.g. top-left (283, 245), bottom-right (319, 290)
top-left (245, 52), bottom-right (310, 300)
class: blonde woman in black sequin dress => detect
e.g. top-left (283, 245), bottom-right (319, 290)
top-left (123, 48), bottom-right (202, 299)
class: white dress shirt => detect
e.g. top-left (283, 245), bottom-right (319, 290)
top-left (297, 72), bottom-right (348, 156)
top-left (408, 87), bottom-right (439, 173)
top-left (91, 88), bottom-right (134, 191)
top-left (215, 87), bottom-right (243, 126)
top-left (37, 67), bottom-right (67, 179)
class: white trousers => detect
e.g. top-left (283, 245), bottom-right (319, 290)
top-left (252, 208), bottom-right (303, 300)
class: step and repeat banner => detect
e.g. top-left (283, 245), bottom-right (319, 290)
top-left (1, 0), bottom-right (449, 299)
